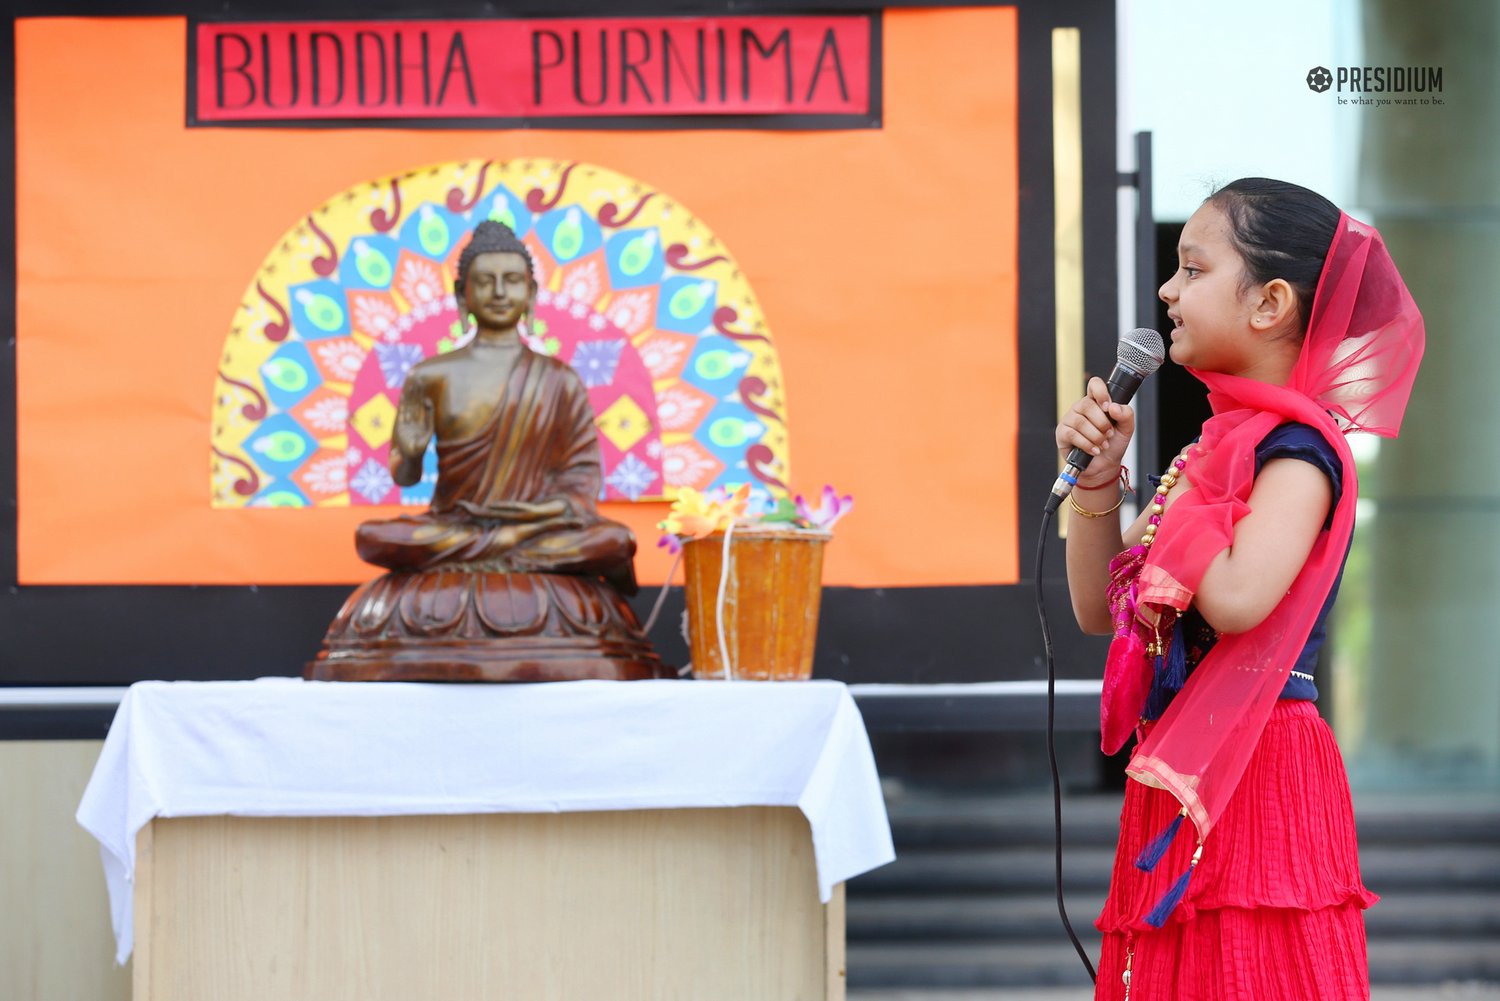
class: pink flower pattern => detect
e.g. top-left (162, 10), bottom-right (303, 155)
top-left (395, 252), bottom-right (445, 307)
top-left (348, 290), bottom-right (400, 342)
top-left (295, 452), bottom-right (348, 497)
top-left (608, 289), bottom-right (657, 335)
top-left (637, 333), bottom-right (696, 381)
top-left (559, 256), bottom-right (605, 307)
top-left (312, 338), bottom-right (368, 383)
top-left (294, 393), bottom-right (349, 435)
top-left (662, 441), bottom-right (724, 490)
top-left (656, 383), bottom-right (716, 434)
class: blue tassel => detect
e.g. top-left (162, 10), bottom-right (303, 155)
top-left (1144, 843), bottom-right (1203, 928)
top-left (1143, 649), bottom-right (1170, 720)
top-left (1133, 808), bottom-right (1185, 872)
top-left (1163, 621), bottom-right (1188, 690)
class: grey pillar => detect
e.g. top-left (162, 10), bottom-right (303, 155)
top-left (1356, 0), bottom-right (1500, 787)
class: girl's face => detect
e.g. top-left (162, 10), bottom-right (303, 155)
top-left (1158, 203), bottom-right (1261, 376)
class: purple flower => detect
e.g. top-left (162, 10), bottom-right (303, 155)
top-left (375, 342), bottom-right (424, 389)
top-left (571, 339), bottom-right (625, 388)
top-left (795, 484), bottom-right (854, 530)
top-left (350, 457), bottom-right (395, 503)
top-left (606, 453), bottom-right (658, 501)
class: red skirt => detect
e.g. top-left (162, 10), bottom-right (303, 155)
top-left (1094, 700), bottom-right (1379, 1000)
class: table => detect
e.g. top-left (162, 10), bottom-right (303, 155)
top-left (78, 678), bottom-right (895, 1000)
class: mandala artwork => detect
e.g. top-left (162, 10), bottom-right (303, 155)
top-left (211, 159), bottom-right (791, 509)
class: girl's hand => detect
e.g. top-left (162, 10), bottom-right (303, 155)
top-left (1055, 376), bottom-right (1135, 487)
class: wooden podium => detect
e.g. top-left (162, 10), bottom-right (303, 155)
top-left (133, 807), bottom-right (845, 1001)
top-left (80, 681), bottom-right (890, 1000)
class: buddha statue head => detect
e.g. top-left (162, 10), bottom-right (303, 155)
top-left (454, 221), bottom-right (537, 333)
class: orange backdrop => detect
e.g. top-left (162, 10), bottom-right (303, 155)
top-left (15, 9), bottom-right (1019, 587)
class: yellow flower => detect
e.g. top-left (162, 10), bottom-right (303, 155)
top-left (658, 484), bottom-right (751, 540)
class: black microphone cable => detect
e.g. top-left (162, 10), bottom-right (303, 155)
top-left (1032, 328), bottom-right (1162, 982)
top-left (1035, 506), bottom-right (1098, 984)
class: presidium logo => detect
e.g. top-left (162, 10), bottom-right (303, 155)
top-left (1306, 64), bottom-right (1445, 106)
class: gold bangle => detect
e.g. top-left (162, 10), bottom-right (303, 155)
top-left (1067, 484), bottom-right (1126, 518)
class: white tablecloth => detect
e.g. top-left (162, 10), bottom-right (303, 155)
top-left (77, 678), bottom-right (895, 963)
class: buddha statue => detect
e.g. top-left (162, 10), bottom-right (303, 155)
top-left (307, 221), bottom-right (670, 682)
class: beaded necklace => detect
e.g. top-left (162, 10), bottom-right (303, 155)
top-left (1139, 446), bottom-right (1192, 550)
top-left (1105, 444), bottom-right (1195, 638)
top-left (1098, 443), bottom-right (1199, 761)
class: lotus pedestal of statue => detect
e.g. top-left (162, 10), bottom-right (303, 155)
top-left (307, 569), bottom-right (670, 682)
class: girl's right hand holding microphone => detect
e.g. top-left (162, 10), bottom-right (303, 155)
top-left (1055, 376), bottom-right (1135, 489)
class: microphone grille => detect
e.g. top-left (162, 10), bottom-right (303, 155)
top-left (1118, 327), bottom-right (1166, 376)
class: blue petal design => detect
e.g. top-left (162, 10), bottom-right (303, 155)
top-left (605, 453), bottom-right (658, 500)
top-left (571, 339), bottom-right (625, 388)
top-left (375, 342), bottom-right (425, 388)
top-left (350, 456), bottom-right (395, 503)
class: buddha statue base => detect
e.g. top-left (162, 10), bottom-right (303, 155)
top-left (306, 570), bottom-right (674, 682)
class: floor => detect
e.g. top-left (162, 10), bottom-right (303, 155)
top-left (850, 986), bottom-right (1500, 1001)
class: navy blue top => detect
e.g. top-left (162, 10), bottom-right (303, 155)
top-left (1141, 423), bottom-right (1347, 720)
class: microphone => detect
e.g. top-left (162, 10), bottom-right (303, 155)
top-left (1045, 327), bottom-right (1166, 514)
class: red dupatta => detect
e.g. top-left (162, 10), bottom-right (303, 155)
top-left (1102, 214), bottom-right (1425, 846)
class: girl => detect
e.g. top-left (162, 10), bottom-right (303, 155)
top-left (1055, 178), bottom-right (1424, 999)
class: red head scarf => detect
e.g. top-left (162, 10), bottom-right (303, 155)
top-left (1103, 214), bottom-right (1425, 842)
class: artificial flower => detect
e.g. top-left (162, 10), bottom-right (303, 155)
top-left (657, 483), bottom-right (852, 551)
top-left (794, 485), bottom-right (854, 530)
top-left (657, 484), bottom-right (752, 546)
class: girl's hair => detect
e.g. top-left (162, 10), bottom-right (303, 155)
top-left (1207, 178), bottom-right (1340, 336)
